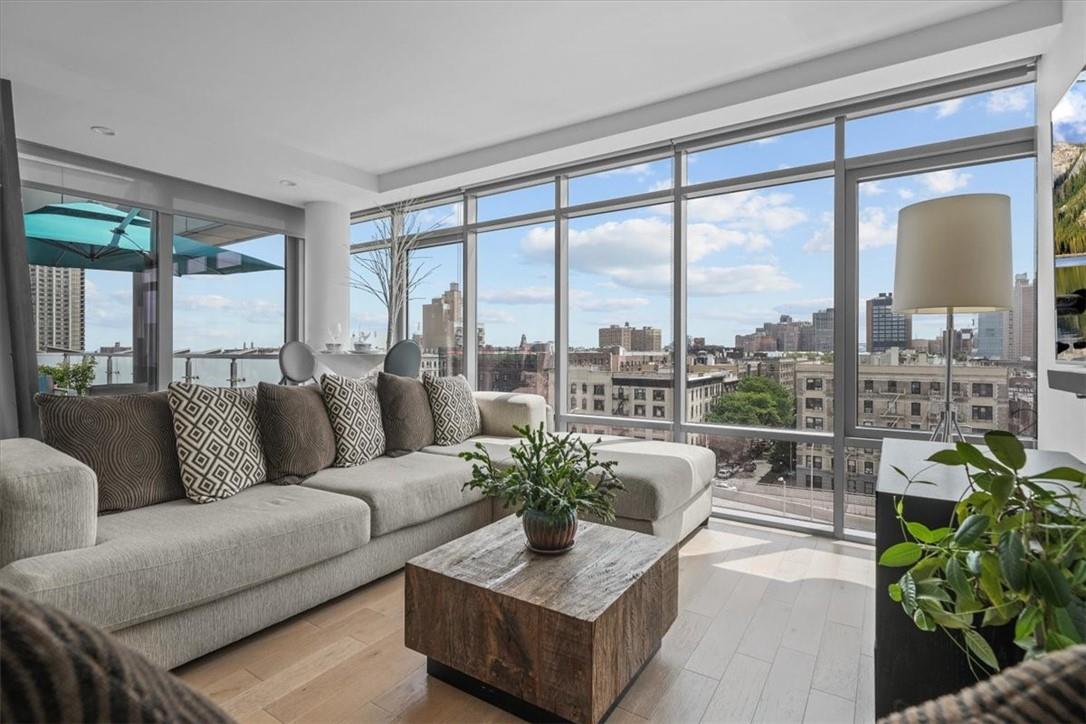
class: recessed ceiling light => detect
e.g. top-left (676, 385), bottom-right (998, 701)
top-left (90, 125), bottom-right (115, 136)
top-left (279, 178), bottom-right (297, 187)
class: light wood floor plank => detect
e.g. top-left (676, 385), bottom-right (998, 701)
top-left (645, 669), bottom-right (717, 724)
top-left (751, 647), bottom-right (817, 724)
top-left (803, 689), bottom-right (855, 724)
top-left (811, 621), bottom-right (864, 701)
top-left (179, 521), bottom-right (876, 724)
top-left (700, 652), bottom-right (771, 724)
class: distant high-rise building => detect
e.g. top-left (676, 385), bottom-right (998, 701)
top-left (1009, 273), bottom-right (1035, 361)
top-left (866, 293), bottom-right (912, 352)
top-left (421, 282), bottom-right (462, 351)
top-left (975, 311), bottom-right (1009, 359)
top-left (599, 322), bottom-right (661, 351)
top-left (29, 265), bottom-right (85, 351)
top-left (813, 308), bottom-right (834, 353)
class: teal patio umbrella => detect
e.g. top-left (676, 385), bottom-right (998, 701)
top-left (24, 202), bottom-right (282, 276)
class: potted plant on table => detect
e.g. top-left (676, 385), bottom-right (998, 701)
top-left (459, 424), bottom-right (624, 554)
top-left (880, 430), bottom-right (1086, 677)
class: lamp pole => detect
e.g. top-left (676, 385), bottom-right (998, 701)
top-left (933, 307), bottom-right (964, 442)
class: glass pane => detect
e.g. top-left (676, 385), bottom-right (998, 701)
top-left (1054, 70), bottom-right (1086, 362)
top-left (687, 125), bottom-right (834, 185)
top-left (406, 201), bottom-right (462, 231)
top-left (842, 446), bottom-right (879, 534)
top-left (569, 158), bottom-right (672, 206)
top-left (477, 224), bottom-right (555, 408)
top-left (566, 423), bottom-right (672, 442)
top-left (478, 181), bottom-right (555, 222)
top-left (685, 178), bottom-right (835, 431)
top-left (349, 248), bottom-right (391, 353)
top-left (408, 243), bottom-right (464, 377)
top-left (847, 84), bottom-right (1035, 157)
top-left (568, 205), bottom-right (672, 418)
top-left (855, 158), bottom-right (1037, 437)
top-left (172, 215), bottom-right (284, 387)
top-left (24, 187), bottom-right (155, 391)
top-left (350, 216), bottom-right (390, 245)
top-left (691, 432), bottom-right (831, 529)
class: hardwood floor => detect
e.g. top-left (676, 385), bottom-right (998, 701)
top-left (177, 519), bottom-right (876, 724)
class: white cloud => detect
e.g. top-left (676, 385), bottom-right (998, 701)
top-left (1053, 81), bottom-right (1086, 143)
top-left (571, 291), bottom-right (650, 311)
top-left (985, 87), bottom-right (1029, 114)
top-left (803, 212), bottom-right (834, 253)
top-left (688, 264), bottom-right (799, 296)
top-left (753, 136), bottom-right (778, 145)
top-left (689, 189), bottom-right (808, 231)
top-left (858, 207), bottom-right (897, 250)
top-left (479, 310), bottom-right (516, 325)
top-left (649, 179), bottom-right (672, 192)
top-left (804, 207), bottom-right (896, 253)
top-left (934, 98), bottom-right (965, 118)
top-left (861, 182), bottom-right (887, 196)
top-left (920, 169), bottom-right (971, 193)
top-left (478, 287), bottom-right (552, 305)
top-left (898, 188), bottom-right (916, 201)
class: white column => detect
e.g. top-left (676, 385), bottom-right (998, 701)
top-left (303, 201), bottom-right (350, 351)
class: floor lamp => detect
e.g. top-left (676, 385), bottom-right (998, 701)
top-left (893, 193), bottom-right (1012, 442)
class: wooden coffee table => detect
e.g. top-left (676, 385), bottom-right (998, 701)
top-left (404, 516), bottom-right (678, 724)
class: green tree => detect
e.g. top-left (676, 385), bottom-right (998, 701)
top-left (706, 376), bottom-right (796, 471)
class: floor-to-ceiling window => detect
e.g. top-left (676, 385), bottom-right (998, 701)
top-left (349, 64), bottom-right (1039, 540)
top-left (22, 187), bottom-right (158, 391)
top-left (171, 216), bottom-right (285, 387)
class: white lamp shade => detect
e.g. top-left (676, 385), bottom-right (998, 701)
top-left (893, 193), bottom-right (1012, 314)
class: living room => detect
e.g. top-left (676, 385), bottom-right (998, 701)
top-left (1, 1), bottom-right (1084, 723)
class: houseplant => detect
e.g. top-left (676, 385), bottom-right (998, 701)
top-left (459, 424), bottom-right (623, 553)
top-left (38, 358), bottom-right (97, 396)
top-left (880, 430), bottom-right (1086, 678)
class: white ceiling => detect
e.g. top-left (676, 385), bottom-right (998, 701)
top-left (0, 1), bottom-right (1061, 210)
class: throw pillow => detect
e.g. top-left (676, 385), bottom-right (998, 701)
top-left (256, 382), bottom-right (336, 483)
top-left (376, 372), bottom-right (435, 456)
top-left (36, 392), bottom-right (185, 513)
top-left (320, 374), bottom-right (385, 466)
top-left (0, 587), bottom-right (233, 724)
top-left (423, 374), bottom-right (481, 445)
top-left (167, 383), bottom-right (266, 504)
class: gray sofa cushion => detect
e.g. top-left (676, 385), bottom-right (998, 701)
top-left (256, 382), bottom-right (336, 483)
top-left (377, 372), bottom-right (435, 456)
top-left (0, 484), bottom-right (369, 631)
top-left (593, 441), bottom-right (716, 521)
top-left (303, 453), bottom-right (483, 536)
top-left (423, 434), bottom-right (714, 522)
top-left (0, 439), bottom-right (97, 568)
top-left (36, 391), bottom-right (185, 513)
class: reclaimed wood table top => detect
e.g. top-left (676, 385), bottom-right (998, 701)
top-left (407, 515), bottom-right (674, 620)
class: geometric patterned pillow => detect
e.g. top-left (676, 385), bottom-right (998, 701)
top-left (422, 373), bottom-right (480, 445)
top-left (319, 374), bottom-right (385, 467)
top-left (166, 383), bottom-right (266, 504)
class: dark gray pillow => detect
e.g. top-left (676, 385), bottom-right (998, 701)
top-left (36, 391), bottom-right (185, 513)
top-left (257, 382), bottom-right (336, 484)
top-left (377, 372), bottom-right (435, 456)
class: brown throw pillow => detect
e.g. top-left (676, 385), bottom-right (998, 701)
top-left (376, 372), bottom-right (435, 456)
top-left (35, 392), bottom-right (185, 513)
top-left (257, 382), bottom-right (336, 483)
top-left (0, 587), bottom-right (233, 724)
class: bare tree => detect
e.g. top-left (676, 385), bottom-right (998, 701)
top-left (349, 199), bottom-right (445, 350)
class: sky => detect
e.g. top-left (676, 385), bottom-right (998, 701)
top-left (352, 83), bottom-right (1038, 351)
top-left (43, 82), bottom-right (1042, 357)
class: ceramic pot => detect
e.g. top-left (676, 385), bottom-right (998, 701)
top-left (522, 508), bottom-right (577, 554)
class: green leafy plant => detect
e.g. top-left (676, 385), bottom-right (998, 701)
top-left (459, 424), bottom-right (624, 521)
top-left (39, 358), bottom-right (97, 396)
top-left (880, 430), bottom-right (1086, 677)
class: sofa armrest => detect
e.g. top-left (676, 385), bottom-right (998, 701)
top-left (473, 392), bottom-right (548, 437)
top-left (0, 438), bottom-right (97, 568)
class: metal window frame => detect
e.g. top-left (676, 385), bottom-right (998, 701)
top-left (341, 62), bottom-right (1039, 540)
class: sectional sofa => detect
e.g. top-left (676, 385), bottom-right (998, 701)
top-left (0, 389), bottom-right (715, 670)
